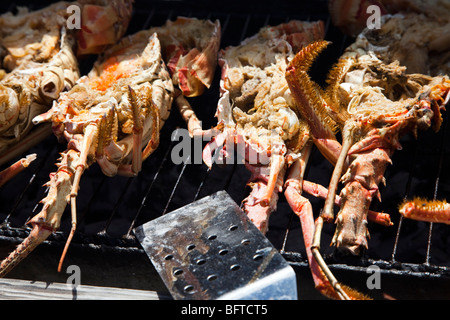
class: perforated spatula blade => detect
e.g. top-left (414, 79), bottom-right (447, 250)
top-left (134, 191), bottom-right (298, 300)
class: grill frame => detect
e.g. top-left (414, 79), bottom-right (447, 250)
top-left (0, 0), bottom-right (449, 300)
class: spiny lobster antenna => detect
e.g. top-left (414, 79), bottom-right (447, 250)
top-left (286, 40), bottom-right (338, 136)
top-left (58, 122), bottom-right (100, 272)
top-left (324, 57), bottom-right (353, 125)
top-left (0, 223), bottom-right (53, 278)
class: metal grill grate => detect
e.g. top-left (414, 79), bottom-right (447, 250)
top-left (0, 0), bottom-right (449, 299)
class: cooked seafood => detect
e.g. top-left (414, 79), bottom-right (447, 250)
top-left (0, 154), bottom-right (36, 188)
top-left (201, 20), bottom-right (365, 299)
top-left (0, 3), bottom-right (79, 165)
top-left (208, 19), bottom-right (394, 299)
top-left (286, 37), bottom-right (450, 299)
top-left (148, 17), bottom-right (221, 98)
top-left (0, 30), bottom-right (174, 278)
top-left (76, 0), bottom-right (134, 56)
top-left (145, 17), bottom-right (221, 137)
top-left (0, 13), bottom-right (223, 277)
top-left (328, 0), bottom-right (450, 37)
top-left (399, 198), bottom-right (450, 224)
top-left (0, 0), bottom-right (133, 167)
top-left (203, 20), bottom-right (325, 230)
top-left (341, 12), bottom-right (450, 76)
top-left (338, 11), bottom-right (450, 226)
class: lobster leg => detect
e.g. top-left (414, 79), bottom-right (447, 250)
top-left (174, 89), bottom-right (203, 137)
top-left (284, 152), bottom-right (335, 298)
top-left (399, 198), bottom-right (450, 224)
top-left (96, 109), bottom-right (119, 176)
top-left (242, 145), bottom-right (288, 232)
top-left (129, 86), bottom-right (143, 175)
top-left (322, 121), bottom-right (355, 222)
top-left (311, 216), bottom-right (349, 299)
top-left (310, 210), bottom-right (371, 299)
top-left (0, 154), bottom-right (36, 188)
top-left (59, 122), bottom-right (100, 272)
top-left (0, 222), bottom-right (53, 278)
top-left (117, 88), bottom-right (161, 176)
top-left (173, 89), bottom-right (223, 139)
top-left (243, 179), bottom-right (282, 234)
top-left (284, 145), bottom-right (368, 299)
top-left (260, 154), bottom-right (285, 206)
top-left (202, 130), bottom-right (228, 168)
top-left (141, 100), bottom-right (161, 162)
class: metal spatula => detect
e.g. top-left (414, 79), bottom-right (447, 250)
top-left (134, 191), bottom-right (298, 300)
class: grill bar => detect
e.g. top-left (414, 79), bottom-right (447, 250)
top-left (99, 177), bottom-right (134, 236)
top-left (425, 113), bottom-right (449, 264)
top-left (126, 142), bottom-right (174, 236)
top-left (162, 154), bottom-right (190, 216)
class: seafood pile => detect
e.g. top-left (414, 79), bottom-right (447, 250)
top-left (0, 13), bottom-right (221, 279)
top-left (203, 20), bottom-right (325, 232)
top-left (336, 7), bottom-right (450, 222)
top-left (329, 0), bottom-right (450, 37)
top-left (200, 20), bottom-right (358, 299)
top-left (0, 0), bottom-right (133, 167)
top-left (0, 0), bottom-right (449, 301)
top-left (0, 30), bottom-right (174, 277)
top-left (282, 1), bottom-right (450, 299)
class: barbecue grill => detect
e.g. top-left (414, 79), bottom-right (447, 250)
top-left (0, 0), bottom-right (449, 300)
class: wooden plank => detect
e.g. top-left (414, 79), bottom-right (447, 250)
top-left (0, 278), bottom-right (169, 300)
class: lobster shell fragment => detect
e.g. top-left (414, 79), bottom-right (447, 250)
top-left (147, 17), bottom-right (221, 98)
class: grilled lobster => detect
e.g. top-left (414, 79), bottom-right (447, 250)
top-left (285, 38), bottom-right (449, 300)
top-left (0, 30), bottom-right (173, 277)
top-left (0, 0), bottom-right (133, 180)
top-left (0, 15), bottom-right (221, 279)
top-left (201, 20), bottom-right (386, 299)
